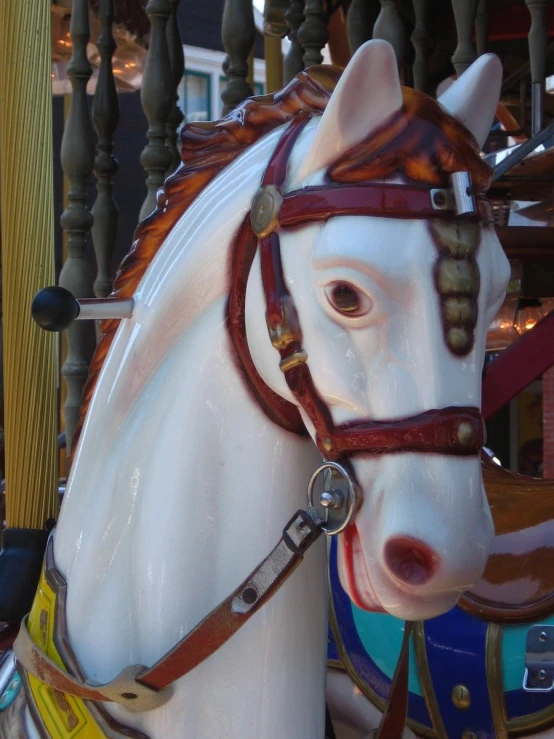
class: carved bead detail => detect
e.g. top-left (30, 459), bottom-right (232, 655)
top-left (430, 219), bottom-right (480, 356)
top-left (436, 258), bottom-right (479, 295)
top-left (431, 220), bottom-right (480, 258)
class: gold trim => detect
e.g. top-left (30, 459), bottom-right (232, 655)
top-left (412, 622), bottom-right (448, 739)
top-left (279, 350), bottom-right (308, 372)
top-left (485, 623), bottom-right (509, 739)
top-left (507, 703), bottom-right (554, 737)
top-left (327, 561), bottom-right (437, 739)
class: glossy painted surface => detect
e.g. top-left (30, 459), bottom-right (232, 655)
top-left (461, 457), bottom-right (554, 621)
top-left (330, 540), bottom-right (554, 738)
top-left (21, 40), bottom-right (511, 739)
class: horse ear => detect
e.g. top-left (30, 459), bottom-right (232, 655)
top-left (438, 54), bottom-right (502, 149)
top-left (295, 39), bottom-right (402, 184)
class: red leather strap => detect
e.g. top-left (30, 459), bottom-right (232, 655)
top-left (280, 184), bottom-right (451, 225)
top-left (376, 622), bottom-right (413, 739)
top-left (321, 407), bottom-right (485, 460)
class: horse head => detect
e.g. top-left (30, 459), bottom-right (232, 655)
top-left (245, 40), bottom-right (510, 620)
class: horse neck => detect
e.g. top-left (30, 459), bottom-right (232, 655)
top-left (52, 125), bottom-right (328, 735)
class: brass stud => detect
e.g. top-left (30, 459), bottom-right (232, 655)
top-left (430, 219), bottom-right (480, 258)
top-left (322, 437), bottom-right (333, 453)
top-left (452, 684), bottom-right (471, 710)
top-left (250, 185), bottom-right (283, 238)
top-left (457, 421), bottom-right (476, 446)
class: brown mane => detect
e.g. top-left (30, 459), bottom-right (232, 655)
top-left (328, 86), bottom-right (492, 191)
top-left (73, 66), bottom-right (341, 456)
top-left (74, 74), bottom-right (492, 457)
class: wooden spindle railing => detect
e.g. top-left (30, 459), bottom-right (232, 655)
top-left (284, 0), bottom-right (305, 82)
top-left (525, 0), bottom-right (549, 135)
top-left (59, 0), bottom-right (97, 456)
top-left (166, 0), bottom-right (185, 172)
top-left (346, 0), bottom-right (379, 55)
top-left (221, 0), bottom-right (256, 114)
top-left (139, 0), bottom-right (174, 221)
top-left (411, 0), bottom-right (430, 91)
top-left (475, 0), bottom-right (489, 57)
top-left (373, 0), bottom-right (406, 69)
top-left (297, 0), bottom-right (328, 67)
top-left (451, 0), bottom-right (478, 77)
top-left (91, 0), bottom-right (119, 299)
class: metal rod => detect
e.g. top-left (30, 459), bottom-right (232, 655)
top-left (531, 81), bottom-right (544, 136)
top-left (77, 298), bottom-right (134, 320)
top-left (491, 118), bottom-right (554, 182)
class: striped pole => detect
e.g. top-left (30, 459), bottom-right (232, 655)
top-left (0, 0), bottom-right (58, 620)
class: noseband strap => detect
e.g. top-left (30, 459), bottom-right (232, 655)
top-left (228, 112), bottom-right (486, 460)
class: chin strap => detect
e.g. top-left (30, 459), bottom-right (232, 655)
top-left (375, 621), bottom-right (413, 739)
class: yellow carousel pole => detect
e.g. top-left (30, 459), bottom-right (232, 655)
top-left (0, 0), bottom-right (58, 621)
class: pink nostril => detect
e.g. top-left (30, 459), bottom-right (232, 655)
top-left (384, 537), bottom-right (438, 586)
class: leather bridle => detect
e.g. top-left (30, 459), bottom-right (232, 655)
top-left (228, 111), bottom-right (489, 462)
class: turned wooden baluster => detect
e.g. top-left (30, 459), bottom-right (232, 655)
top-left (525, 0), bottom-right (549, 135)
top-left (140, 0), bottom-right (174, 221)
top-left (411, 0), bottom-right (431, 91)
top-left (91, 0), bottom-right (119, 299)
top-left (297, 0), bottom-right (328, 67)
top-left (347, 0), bottom-right (379, 55)
top-left (59, 0), bottom-right (97, 455)
top-left (221, 0), bottom-right (255, 114)
top-left (166, 0), bottom-right (185, 172)
top-left (284, 0), bottom-right (305, 82)
top-left (451, 0), bottom-right (478, 76)
top-left (373, 0), bottom-right (406, 69)
top-left (475, 0), bottom-right (489, 56)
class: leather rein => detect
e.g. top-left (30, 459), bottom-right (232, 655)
top-left (15, 113), bottom-right (490, 735)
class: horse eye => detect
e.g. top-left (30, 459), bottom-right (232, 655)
top-left (325, 282), bottom-right (370, 316)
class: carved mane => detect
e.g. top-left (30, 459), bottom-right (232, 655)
top-left (74, 72), bottom-right (493, 455)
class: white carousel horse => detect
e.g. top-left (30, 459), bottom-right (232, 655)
top-left (5, 40), bottom-right (509, 739)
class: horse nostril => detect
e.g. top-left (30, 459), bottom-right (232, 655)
top-left (384, 536), bottom-right (438, 586)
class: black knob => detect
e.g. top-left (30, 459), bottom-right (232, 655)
top-left (31, 286), bottom-right (80, 332)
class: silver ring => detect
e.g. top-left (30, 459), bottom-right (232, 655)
top-left (307, 461), bottom-right (359, 536)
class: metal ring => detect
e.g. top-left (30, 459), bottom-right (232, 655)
top-left (307, 461), bottom-right (359, 536)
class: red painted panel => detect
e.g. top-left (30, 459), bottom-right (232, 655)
top-left (482, 311), bottom-right (554, 420)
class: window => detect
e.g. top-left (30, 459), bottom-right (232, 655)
top-left (219, 76), bottom-right (265, 117)
top-left (182, 71), bottom-right (211, 122)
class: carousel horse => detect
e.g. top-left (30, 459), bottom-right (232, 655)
top-left (0, 40), bottom-right (509, 738)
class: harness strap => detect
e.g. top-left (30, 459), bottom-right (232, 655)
top-left (15, 508), bottom-right (324, 710)
top-left (376, 621), bottom-right (413, 739)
